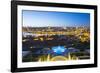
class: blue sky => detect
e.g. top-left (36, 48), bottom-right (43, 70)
top-left (22, 10), bottom-right (90, 27)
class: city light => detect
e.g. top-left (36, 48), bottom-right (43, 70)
top-left (22, 27), bottom-right (90, 62)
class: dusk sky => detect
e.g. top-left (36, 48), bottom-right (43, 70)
top-left (22, 10), bottom-right (90, 27)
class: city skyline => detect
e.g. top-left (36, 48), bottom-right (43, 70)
top-left (22, 10), bottom-right (90, 27)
